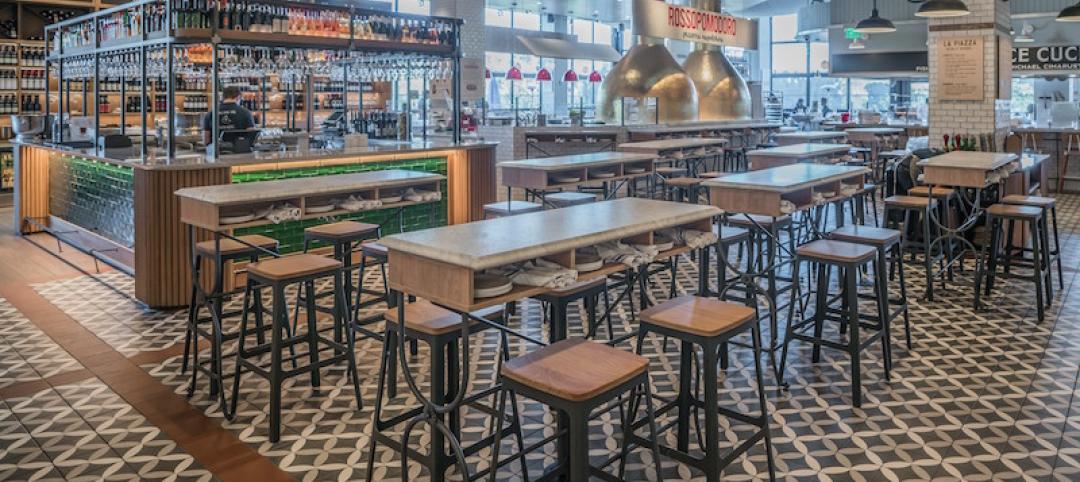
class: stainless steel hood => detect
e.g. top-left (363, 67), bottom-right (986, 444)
top-left (517, 36), bottom-right (622, 62)
top-left (597, 41), bottom-right (699, 123)
top-left (683, 0), bottom-right (752, 120)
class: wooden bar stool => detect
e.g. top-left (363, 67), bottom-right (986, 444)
top-left (828, 225), bottom-right (912, 350)
top-left (483, 200), bottom-right (543, 218)
top-left (713, 224), bottom-right (750, 303)
top-left (884, 195), bottom-right (939, 301)
top-left (296, 221), bottom-right (380, 341)
top-left (664, 176), bottom-right (704, 203)
top-left (975, 204), bottom-right (1050, 322)
top-left (908, 185), bottom-right (959, 277)
top-left (231, 254), bottom-right (362, 442)
top-left (488, 339), bottom-right (663, 482)
top-left (780, 239), bottom-right (890, 407)
top-left (185, 234), bottom-right (279, 417)
top-left (635, 296), bottom-right (777, 482)
top-left (1059, 133), bottom-right (1080, 193)
top-left (366, 300), bottom-right (527, 482)
top-left (1002, 195), bottom-right (1063, 290)
top-left (536, 278), bottom-right (611, 342)
top-left (354, 240), bottom-right (392, 321)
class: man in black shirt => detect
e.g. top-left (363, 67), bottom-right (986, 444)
top-left (201, 85), bottom-right (255, 145)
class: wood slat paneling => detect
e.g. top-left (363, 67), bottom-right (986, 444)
top-left (446, 145), bottom-right (497, 224)
top-left (16, 145), bottom-right (51, 234)
top-left (134, 167), bottom-right (230, 308)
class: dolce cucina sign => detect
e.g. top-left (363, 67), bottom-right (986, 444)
top-left (634, 0), bottom-right (758, 50)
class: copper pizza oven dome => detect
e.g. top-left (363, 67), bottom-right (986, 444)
top-left (597, 42), bottom-right (699, 124)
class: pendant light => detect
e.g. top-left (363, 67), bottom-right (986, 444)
top-left (915, 0), bottom-right (971, 18)
top-left (536, 67), bottom-right (552, 81)
top-left (506, 65), bottom-right (523, 81)
top-left (563, 69), bottom-right (579, 82)
top-left (855, 0), bottom-right (896, 34)
top-left (1058, 1), bottom-right (1080, 22)
top-left (588, 70), bottom-right (603, 83)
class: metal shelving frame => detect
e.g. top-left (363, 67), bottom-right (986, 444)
top-left (44, 0), bottom-right (464, 162)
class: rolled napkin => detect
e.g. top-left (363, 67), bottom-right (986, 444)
top-left (819, 191), bottom-right (836, 198)
top-left (659, 228), bottom-right (718, 250)
top-left (509, 259), bottom-right (578, 288)
top-left (595, 241), bottom-right (659, 268)
top-left (986, 171), bottom-right (1003, 184)
top-left (811, 192), bottom-right (827, 206)
top-left (840, 183), bottom-right (860, 197)
top-left (266, 203), bottom-right (302, 224)
top-left (780, 199), bottom-right (797, 214)
top-left (337, 195), bottom-right (383, 211)
top-left (404, 188), bottom-right (443, 202)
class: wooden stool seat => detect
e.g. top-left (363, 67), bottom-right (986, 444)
top-left (713, 224), bottom-right (750, 243)
top-left (829, 225), bottom-right (901, 247)
top-left (986, 203), bottom-right (1043, 219)
top-left (850, 147), bottom-right (872, 153)
top-left (908, 186), bottom-right (956, 198)
top-left (1002, 195), bottom-right (1055, 207)
top-left (306, 221), bottom-right (379, 240)
top-left (655, 167), bottom-right (687, 176)
top-left (698, 171), bottom-right (727, 178)
top-left (195, 234), bottom-right (278, 257)
top-left (727, 213), bottom-right (791, 228)
top-left (859, 183), bottom-right (877, 193)
top-left (664, 177), bottom-right (703, 187)
top-left (361, 241), bottom-right (388, 257)
top-left (640, 295), bottom-right (756, 338)
top-left (248, 254), bottom-right (341, 282)
top-left (484, 200), bottom-right (544, 217)
top-left (546, 191), bottom-right (597, 208)
top-left (796, 239), bottom-right (876, 264)
top-left (884, 195), bottom-right (937, 209)
top-left (501, 338), bottom-right (647, 402)
top-left (384, 300), bottom-right (503, 336)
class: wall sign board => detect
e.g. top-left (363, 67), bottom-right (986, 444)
top-left (1012, 45), bottom-right (1080, 72)
top-left (936, 36), bottom-right (985, 101)
top-left (633, 0), bottom-right (758, 50)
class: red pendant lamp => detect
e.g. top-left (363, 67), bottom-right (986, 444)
top-left (588, 70), bottom-right (603, 83)
top-left (536, 67), bottom-right (552, 81)
top-left (563, 69), bottom-right (579, 82)
top-left (506, 66), bottom-right (523, 80)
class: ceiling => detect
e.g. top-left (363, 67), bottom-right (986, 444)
top-left (482, 0), bottom-right (780, 24)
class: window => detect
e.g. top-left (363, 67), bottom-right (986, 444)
top-left (396, 0), bottom-right (428, 15)
top-left (772, 14), bottom-right (798, 42)
top-left (594, 23), bottom-right (613, 46)
top-left (772, 77), bottom-right (808, 109)
top-left (485, 8), bottom-right (512, 28)
top-left (514, 11), bottom-right (541, 31)
top-left (772, 43), bottom-right (808, 74)
top-left (811, 77), bottom-right (848, 112)
top-left (809, 42), bottom-right (829, 73)
top-left (1011, 78), bottom-right (1035, 119)
top-left (850, 78), bottom-right (891, 112)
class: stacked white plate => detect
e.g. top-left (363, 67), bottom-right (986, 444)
top-left (553, 175), bottom-right (581, 184)
top-left (381, 195), bottom-right (403, 203)
top-left (220, 213), bottom-right (255, 225)
top-left (625, 166), bottom-right (646, 174)
top-left (474, 273), bottom-right (514, 299)
top-left (306, 204), bottom-right (335, 214)
top-left (575, 249), bottom-right (603, 272)
top-left (590, 170), bottom-right (616, 179)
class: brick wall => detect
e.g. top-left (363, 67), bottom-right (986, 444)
top-left (926, 0), bottom-right (1011, 150)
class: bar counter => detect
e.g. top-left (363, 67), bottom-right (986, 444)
top-left (13, 139), bottom-right (498, 308)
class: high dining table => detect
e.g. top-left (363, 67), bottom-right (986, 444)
top-left (846, 127), bottom-right (906, 161)
top-left (915, 150), bottom-right (1020, 299)
top-left (701, 164), bottom-right (871, 377)
top-left (773, 130), bottom-right (848, 146)
top-left (746, 143), bottom-right (853, 171)
top-left (378, 197), bottom-right (720, 481)
top-left (618, 137), bottom-right (730, 177)
top-left (498, 151), bottom-right (656, 207)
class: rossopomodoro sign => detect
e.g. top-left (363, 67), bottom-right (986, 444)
top-left (633, 0), bottom-right (758, 50)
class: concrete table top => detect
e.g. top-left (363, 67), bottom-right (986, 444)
top-left (380, 198), bottom-right (719, 270)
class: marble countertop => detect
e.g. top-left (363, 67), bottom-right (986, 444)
top-left (499, 152), bottom-right (655, 171)
top-left (379, 198), bottom-right (719, 270)
top-left (173, 169), bottom-right (444, 205)
top-left (16, 139), bottom-right (496, 171)
top-left (618, 138), bottom-right (729, 151)
top-left (747, 143), bottom-right (852, 158)
top-left (774, 131), bottom-right (848, 140)
top-left (626, 121), bottom-right (781, 134)
top-left (845, 127), bottom-right (906, 134)
top-left (1012, 122), bottom-right (1080, 133)
top-left (917, 151), bottom-right (1018, 170)
top-left (702, 164), bottom-right (870, 192)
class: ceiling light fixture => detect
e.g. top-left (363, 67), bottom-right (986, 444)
top-left (915, 0), bottom-right (971, 18)
top-left (1058, 1), bottom-right (1080, 22)
top-left (855, 0), bottom-right (896, 34)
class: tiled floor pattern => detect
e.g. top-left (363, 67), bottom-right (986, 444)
top-left (6, 194), bottom-right (1080, 481)
top-left (0, 378), bottom-right (214, 481)
top-left (0, 297), bottom-right (84, 389)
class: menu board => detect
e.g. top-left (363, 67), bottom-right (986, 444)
top-left (936, 36), bottom-right (984, 101)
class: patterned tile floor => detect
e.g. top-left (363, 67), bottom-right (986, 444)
top-left (4, 194), bottom-right (1080, 481)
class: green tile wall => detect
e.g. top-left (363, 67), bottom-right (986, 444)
top-left (48, 155), bottom-right (136, 248)
top-left (233, 157), bottom-right (448, 253)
